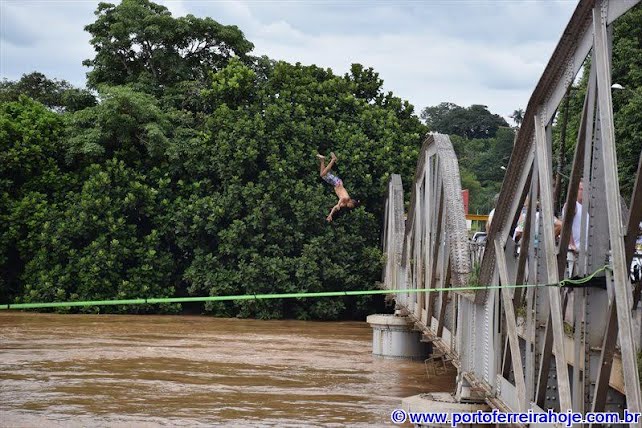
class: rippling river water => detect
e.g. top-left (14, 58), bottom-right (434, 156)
top-left (0, 312), bottom-right (455, 427)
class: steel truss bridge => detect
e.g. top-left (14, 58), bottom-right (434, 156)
top-left (382, 0), bottom-right (642, 423)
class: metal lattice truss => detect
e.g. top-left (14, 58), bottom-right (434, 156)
top-left (382, 0), bottom-right (642, 421)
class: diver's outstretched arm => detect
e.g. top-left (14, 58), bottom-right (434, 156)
top-left (326, 203), bottom-right (341, 222)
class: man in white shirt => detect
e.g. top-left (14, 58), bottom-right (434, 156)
top-left (567, 180), bottom-right (584, 251)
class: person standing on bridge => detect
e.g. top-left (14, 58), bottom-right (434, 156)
top-left (317, 152), bottom-right (360, 222)
top-left (562, 179), bottom-right (586, 252)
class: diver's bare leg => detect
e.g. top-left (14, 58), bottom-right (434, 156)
top-left (320, 156), bottom-right (336, 177)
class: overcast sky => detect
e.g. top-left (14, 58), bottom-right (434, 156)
top-left (0, 0), bottom-right (579, 123)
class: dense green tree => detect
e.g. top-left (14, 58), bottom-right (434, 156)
top-left (65, 85), bottom-right (173, 167)
top-left (0, 72), bottom-right (96, 112)
top-left (15, 160), bottom-right (179, 313)
top-left (345, 64), bottom-right (384, 103)
top-left (1, 0), bottom-right (426, 319)
top-left (421, 102), bottom-right (509, 139)
top-left (166, 59), bottom-right (425, 319)
top-left (447, 125), bottom-right (514, 213)
top-left (0, 97), bottom-right (69, 302)
top-left (612, 3), bottom-right (642, 201)
top-left (477, 127), bottom-right (514, 184)
top-left (0, 95), bottom-right (180, 312)
top-left (459, 168), bottom-right (484, 213)
top-left (83, 0), bottom-right (254, 91)
top-left (551, 3), bottom-right (641, 205)
top-left (420, 101), bottom-right (511, 212)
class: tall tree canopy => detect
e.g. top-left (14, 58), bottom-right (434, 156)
top-left (421, 102), bottom-right (509, 139)
top-left (83, 0), bottom-right (254, 90)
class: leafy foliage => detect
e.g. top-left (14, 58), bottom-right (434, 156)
top-left (0, 1), bottom-right (426, 319)
top-left (65, 85), bottom-right (172, 166)
top-left (83, 0), bottom-right (254, 92)
top-left (164, 59), bottom-right (425, 319)
top-left (419, 102), bottom-right (513, 213)
top-left (0, 97), bottom-right (68, 302)
top-left (18, 160), bottom-right (178, 314)
top-left (421, 102), bottom-right (508, 139)
top-left (551, 3), bottom-right (642, 205)
top-left (7, 0), bottom-right (638, 320)
top-left (0, 72), bottom-right (96, 112)
top-left (612, 4), bottom-right (642, 200)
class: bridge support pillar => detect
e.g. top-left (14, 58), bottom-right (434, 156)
top-left (366, 314), bottom-right (430, 359)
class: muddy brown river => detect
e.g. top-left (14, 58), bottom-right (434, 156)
top-left (0, 312), bottom-right (455, 427)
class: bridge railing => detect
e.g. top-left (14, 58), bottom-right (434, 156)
top-left (382, 0), bottom-right (642, 421)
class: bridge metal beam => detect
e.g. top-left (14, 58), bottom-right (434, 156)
top-left (592, 0), bottom-right (641, 413)
top-left (381, 0), bottom-right (642, 421)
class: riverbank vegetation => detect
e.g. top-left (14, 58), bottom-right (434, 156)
top-left (2, 0), bottom-right (639, 319)
top-left (1, 0), bottom-right (427, 319)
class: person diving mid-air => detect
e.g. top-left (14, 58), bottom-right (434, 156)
top-left (317, 152), bottom-right (359, 222)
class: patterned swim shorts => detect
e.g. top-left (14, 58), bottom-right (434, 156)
top-left (322, 172), bottom-right (343, 187)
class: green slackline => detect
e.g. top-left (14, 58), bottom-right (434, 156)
top-left (0, 265), bottom-right (611, 311)
top-left (559, 264), bottom-right (610, 287)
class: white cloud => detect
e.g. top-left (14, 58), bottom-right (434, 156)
top-left (157, 0), bottom-right (190, 17)
top-left (1, 1), bottom-right (95, 85)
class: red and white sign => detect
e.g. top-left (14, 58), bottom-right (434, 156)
top-left (461, 189), bottom-right (469, 215)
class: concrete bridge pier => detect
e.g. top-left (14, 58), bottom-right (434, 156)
top-left (367, 312), bottom-right (491, 427)
top-left (401, 393), bottom-right (491, 428)
top-left (366, 312), bottom-right (430, 359)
